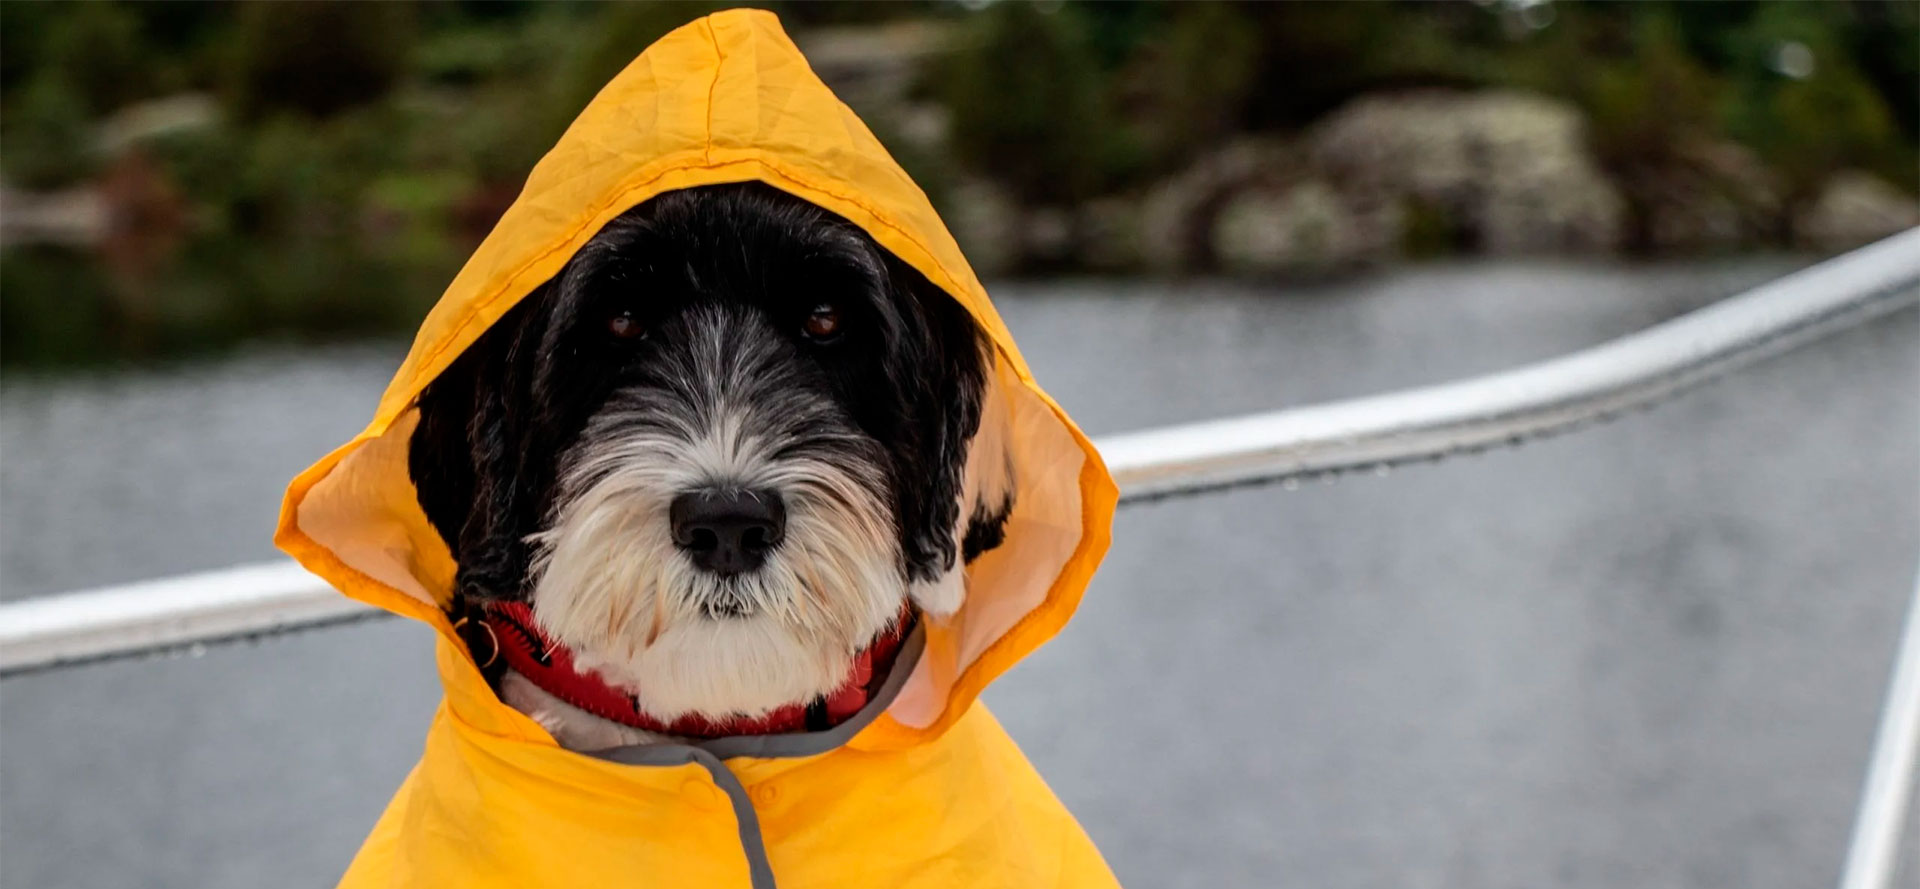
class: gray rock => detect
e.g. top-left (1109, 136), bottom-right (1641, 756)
top-left (1797, 171), bottom-right (1919, 251)
top-left (1310, 90), bottom-right (1623, 254)
top-left (1213, 180), bottom-right (1380, 273)
top-left (1140, 139), bottom-right (1296, 271)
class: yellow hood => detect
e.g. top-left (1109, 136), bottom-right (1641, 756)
top-left (275, 8), bottom-right (1115, 753)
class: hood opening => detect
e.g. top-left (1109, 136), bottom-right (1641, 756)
top-left (277, 8), bottom-right (1114, 747)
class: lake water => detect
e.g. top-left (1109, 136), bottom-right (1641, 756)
top-left (3, 259), bottom-right (1916, 888)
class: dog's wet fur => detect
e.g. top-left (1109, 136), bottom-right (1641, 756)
top-left (408, 183), bottom-right (1014, 748)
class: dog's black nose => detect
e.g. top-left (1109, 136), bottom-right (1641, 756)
top-left (670, 489), bottom-right (786, 575)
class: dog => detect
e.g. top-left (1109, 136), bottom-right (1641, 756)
top-left (405, 183), bottom-right (1016, 751)
top-left (281, 15), bottom-right (1122, 883)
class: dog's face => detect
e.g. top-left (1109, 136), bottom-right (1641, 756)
top-left (409, 184), bottom-right (1013, 720)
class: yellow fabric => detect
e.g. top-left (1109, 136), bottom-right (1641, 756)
top-left (276, 9), bottom-right (1119, 887)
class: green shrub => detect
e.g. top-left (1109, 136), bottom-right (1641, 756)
top-left (228, 2), bottom-right (416, 120)
top-left (1126, 2), bottom-right (1261, 174)
top-left (0, 75), bottom-right (99, 189)
top-left (942, 1), bottom-right (1123, 206)
top-left (37, 1), bottom-right (152, 114)
top-left (1720, 2), bottom-right (1911, 201)
top-left (0, 248), bottom-right (122, 366)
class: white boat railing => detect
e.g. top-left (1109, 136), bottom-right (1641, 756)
top-left (1, 228), bottom-right (1916, 888)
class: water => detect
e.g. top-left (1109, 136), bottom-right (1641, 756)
top-left (3, 259), bottom-right (1916, 888)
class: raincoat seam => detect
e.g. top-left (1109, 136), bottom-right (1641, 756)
top-left (702, 18), bottom-right (722, 166)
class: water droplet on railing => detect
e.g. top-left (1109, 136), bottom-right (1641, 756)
top-left (188, 643), bottom-right (208, 659)
top-left (1281, 478), bottom-right (1302, 491)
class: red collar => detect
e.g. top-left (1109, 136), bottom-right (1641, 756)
top-left (479, 601), bottom-right (912, 739)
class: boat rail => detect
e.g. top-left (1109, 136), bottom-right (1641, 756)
top-left (2, 229), bottom-right (1917, 888)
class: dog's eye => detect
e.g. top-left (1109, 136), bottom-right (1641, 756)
top-left (606, 308), bottom-right (645, 341)
top-left (801, 304), bottom-right (841, 341)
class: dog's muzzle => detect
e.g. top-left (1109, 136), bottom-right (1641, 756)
top-left (670, 488), bottom-right (786, 576)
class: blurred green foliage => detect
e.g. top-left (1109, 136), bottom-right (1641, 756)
top-left (228, 3), bottom-right (418, 120)
top-left (1719, 2), bottom-right (1911, 201)
top-left (1, 0), bottom-right (1914, 367)
top-left (943, 1), bottom-right (1128, 205)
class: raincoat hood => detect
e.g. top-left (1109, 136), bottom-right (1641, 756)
top-left (277, 9), bottom-right (1118, 888)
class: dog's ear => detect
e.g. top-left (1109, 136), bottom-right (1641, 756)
top-left (408, 294), bottom-right (545, 604)
top-left (958, 360), bottom-right (1015, 565)
top-left (410, 349), bottom-right (477, 556)
top-left (896, 272), bottom-right (1015, 617)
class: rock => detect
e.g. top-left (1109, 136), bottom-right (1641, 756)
top-left (0, 185), bottom-right (106, 247)
top-left (1309, 90), bottom-right (1623, 254)
top-left (94, 93), bottom-right (218, 156)
top-left (1213, 180), bottom-right (1374, 273)
top-left (1139, 138), bottom-right (1294, 271)
top-left (1137, 137), bottom-right (1406, 273)
top-left (1797, 172), bottom-right (1919, 251)
top-left (947, 184), bottom-right (1143, 275)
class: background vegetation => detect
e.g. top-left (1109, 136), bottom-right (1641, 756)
top-left (2, 0), bottom-right (1914, 367)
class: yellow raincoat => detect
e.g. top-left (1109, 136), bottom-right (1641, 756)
top-left (276, 9), bottom-right (1120, 888)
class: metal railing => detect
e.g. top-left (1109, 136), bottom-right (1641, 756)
top-left (1841, 565), bottom-right (1920, 889)
top-left (0, 228), bottom-right (1916, 888)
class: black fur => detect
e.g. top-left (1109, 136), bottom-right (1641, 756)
top-left (408, 183), bottom-right (1004, 611)
top-left (961, 494), bottom-right (1014, 564)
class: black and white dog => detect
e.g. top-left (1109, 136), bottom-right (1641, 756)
top-left (407, 183), bottom-right (1014, 750)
